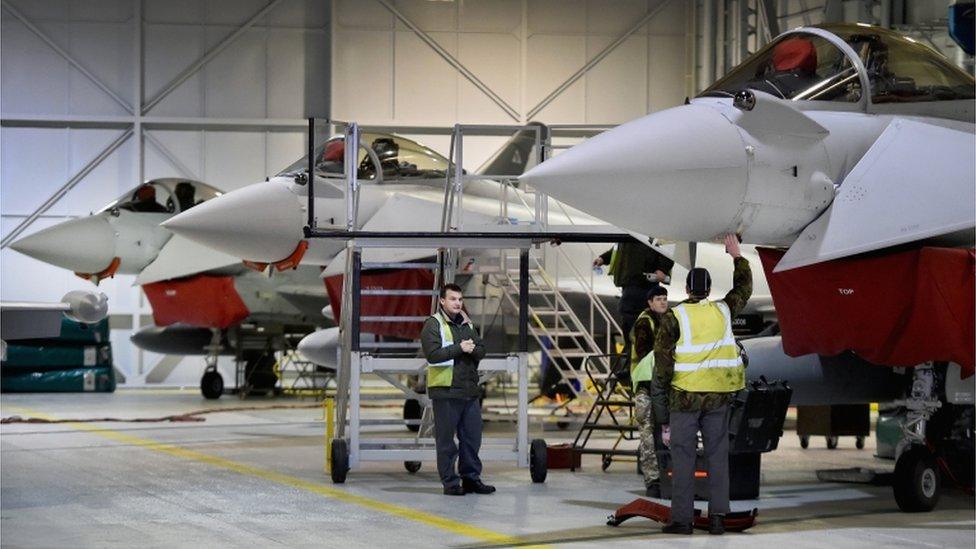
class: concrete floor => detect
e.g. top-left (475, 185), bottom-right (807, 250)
top-left (1, 390), bottom-right (973, 548)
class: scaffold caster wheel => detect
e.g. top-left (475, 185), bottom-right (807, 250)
top-left (404, 461), bottom-right (421, 474)
top-left (201, 371), bottom-right (223, 400)
top-left (601, 455), bottom-right (612, 471)
top-left (530, 439), bottom-right (548, 483)
top-left (331, 439), bottom-right (349, 484)
top-left (894, 446), bottom-right (940, 512)
top-left (826, 436), bottom-right (839, 449)
top-left (403, 399), bottom-right (422, 433)
top-left (799, 435), bottom-right (809, 449)
top-left (856, 436), bottom-right (865, 450)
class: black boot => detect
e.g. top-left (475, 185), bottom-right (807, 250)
top-left (661, 522), bottom-right (692, 535)
top-left (462, 478), bottom-right (496, 494)
top-left (708, 513), bottom-right (725, 535)
top-left (443, 485), bottom-right (465, 496)
top-left (644, 482), bottom-right (661, 498)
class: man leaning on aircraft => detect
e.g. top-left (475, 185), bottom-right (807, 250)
top-left (653, 234), bottom-right (751, 535)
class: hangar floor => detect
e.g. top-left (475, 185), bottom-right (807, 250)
top-left (2, 390), bottom-right (973, 548)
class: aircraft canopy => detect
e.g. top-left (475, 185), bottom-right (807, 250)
top-left (278, 132), bottom-right (450, 183)
top-left (100, 179), bottom-right (222, 214)
top-left (702, 24), bottom-right (975, 105)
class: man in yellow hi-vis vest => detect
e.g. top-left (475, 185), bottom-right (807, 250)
top-left (631, 284), bottom-right (669, 497)
top-left (420, 283), bottom-right (493, 496)
top-left (653, 234), bottom-right (752, 536)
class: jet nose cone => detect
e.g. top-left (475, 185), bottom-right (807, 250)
top-left (297, 327), bottom-right (339, 369)
top-left (521, 103), bottom-right (749, 242)
top-left (162, 179), bottom-right (304, 262)
top-left (10, 216), bottom-right (116, 273)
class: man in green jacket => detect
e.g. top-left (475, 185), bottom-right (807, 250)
top-left (630, 284), bottom-right (669, 497)
top-left (594, 239), bottom-right (674, 359)
top-left (421, 283), bottom-right (495, 496)
top-left (653, 234), bottom-right (751, 535)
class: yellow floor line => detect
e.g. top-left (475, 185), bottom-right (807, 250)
top-left (3, 406), bottom-right (546, 548)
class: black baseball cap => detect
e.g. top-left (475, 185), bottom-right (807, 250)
top-left (686, 267), bottom-right (712, 296)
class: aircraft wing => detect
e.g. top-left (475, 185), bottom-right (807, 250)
top-left (136, 234), bottom-right (244, 285)
top-left (776, 119), bottom-right (975, 272)
top-left (322, 193), bottom-right (500, 277)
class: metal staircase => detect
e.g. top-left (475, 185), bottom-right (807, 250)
top-left (492, 244), bottom-right (623, 405)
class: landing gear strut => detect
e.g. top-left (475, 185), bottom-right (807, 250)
top-left (893, 364), bottom-right (943, 512)
top-left (200, 329), bottom-right (224, 400)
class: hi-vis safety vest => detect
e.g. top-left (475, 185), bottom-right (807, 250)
top-left (670, 300), bottom-right (744, 393)
top-left (629, 310), bottom-right (656, 389)
top-left (427, 312), bottom-right (456, 388)
top-left (607, 246), bottom-right (621, 276)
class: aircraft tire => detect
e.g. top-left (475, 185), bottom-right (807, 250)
top-left (530, 439), bottom-right (548, 483)
top-left (826, 436), bottom-right (839, 449)
top-left (404, 461), bottom-right (421, 474)
top-left (201, 371), bottom-right (223, 400)
top-left (856, 436), bottom-right (865, 450)
top-left (799, 435), bottom-right (809, 449)
top-left (331, 439), bottom-right (349, 484)
top-left (893, 446), bottom-right (940, 512)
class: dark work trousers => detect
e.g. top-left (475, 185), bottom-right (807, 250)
top-left (669, 404), bottom-right (731, 524)
top-left (432, 397), bottom-right (483, 488)
top-left (619, 284), bottom-right (652, 362)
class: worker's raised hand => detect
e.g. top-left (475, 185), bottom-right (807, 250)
top-left (724, 233), bottom-right (742, 259)
top-left (460, 339), bottom-right (476, 353)
top-left (592, 256), bottom-right (604, 267)
top-left (662, 424), bottom-right (671, 447)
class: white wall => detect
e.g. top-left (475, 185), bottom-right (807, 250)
top-left (332, 0), bottom-right (694, 167)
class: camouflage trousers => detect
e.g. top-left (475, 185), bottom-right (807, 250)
top-left (634, 387), bottom-right (660, 486)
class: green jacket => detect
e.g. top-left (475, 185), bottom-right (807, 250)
top-left (600, 241), bottom-right (674, 288)
top-left (421, 309), bottom-right (486, 399)
top-left (652, 256), bottom-right (752, 424)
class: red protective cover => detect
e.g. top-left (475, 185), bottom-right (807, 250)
top-left (758, 247), bottom-right (975, 377)
top-left (143, 275), bottom-right (250, 329)
top-left (324, 269), bottom-right (435, 340)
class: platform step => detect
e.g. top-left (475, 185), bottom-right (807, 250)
top-left (360, 289), bottom-right (436, 296)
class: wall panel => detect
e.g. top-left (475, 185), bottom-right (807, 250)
top-left (333, 0), bottom-right (694, 154)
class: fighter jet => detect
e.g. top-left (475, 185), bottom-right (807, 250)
top-left (521, 24), bottom-right (974, 269)
top-left (521, 23), bottom-right (975, 512)
top-left (160, 125), bottom-right (781, 381)
top-left (10, 178), bottom-right (330, 398)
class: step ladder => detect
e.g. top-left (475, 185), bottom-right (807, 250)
top-left (571, 353), bottom-right (641, 471)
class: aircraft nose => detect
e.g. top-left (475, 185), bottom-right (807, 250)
top-left (520, 103), bottom-right (749, 242)
top-left (10, 215), bottom-right (116, 273)
top-left (162, 179), bottom-right (305, 263)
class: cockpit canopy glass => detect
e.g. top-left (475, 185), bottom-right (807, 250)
top-left (702, 33), bottom-right (863, 102)
top-left (100, 179), bottom-right (222, 214)
top-left (278, 132), bottom-right (450, 182)
top-left (701, 24), bottom-right (974, 104)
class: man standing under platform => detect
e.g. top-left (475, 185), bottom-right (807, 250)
top-left (593, 240), bottom-right (674, 360)
top-left (631, 284), bottom-right (670, 497)
top-left (421, 283), bottom-right (496, 496)
top-left (653, 234), bottom-right (751, 535)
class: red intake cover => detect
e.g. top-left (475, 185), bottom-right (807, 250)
top-left (758, 247), bottom-right (975, 377)
top-left (143, 275), bottom-right (250, 329)
top-left (324, 269), bottom-right (435, 340)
